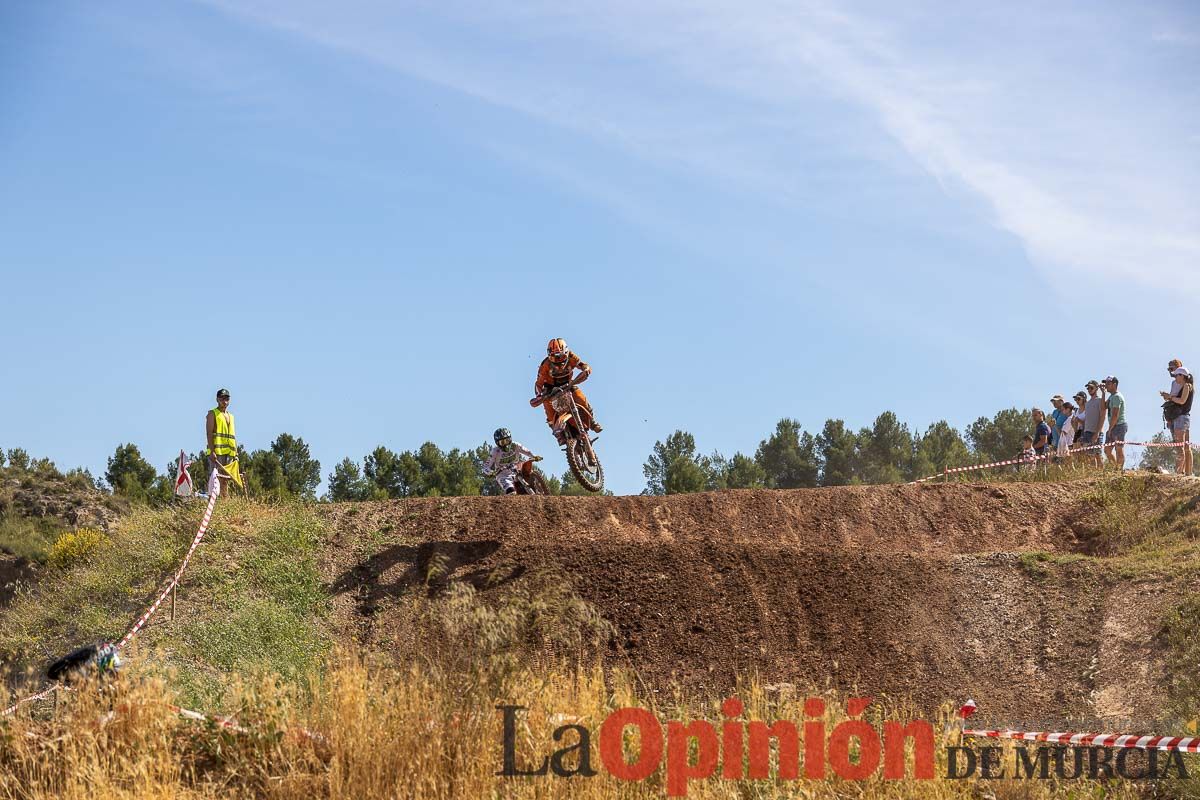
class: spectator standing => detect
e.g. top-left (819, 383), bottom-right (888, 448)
top-left (1049, 395), bottom-right (1068, 453)
top-left (1082, 381), bottom-right (1106, 467)
top-left (1032, 408), bottom-right (1052, 457)
top-left (1057, 402), bottom-right (1077, 458)
top-left (1071, 392), bottom-right (1088, 458)
top-left (1161, 366), bottom-right (1194, 475)
top-left (1102, 376), bottom-right (1127, 470)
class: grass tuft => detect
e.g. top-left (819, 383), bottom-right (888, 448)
top-left (0, 515), bottom-right (61, 563)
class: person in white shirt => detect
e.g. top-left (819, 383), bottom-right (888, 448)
top-left (1057, 402), bottom-right (1077, 458)
top-left (483, 428), bottom-right (542, 494)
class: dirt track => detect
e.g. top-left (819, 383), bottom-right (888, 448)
top-left (320, 478), bottom-right (1193, 725)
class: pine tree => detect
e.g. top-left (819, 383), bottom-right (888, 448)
top-left (754, 419), bottom-right (819, 488)
top-left (105, 443), bottom-right (157, 499)
top-left (270, 433), bottom-right (321, 499)
top-left (326, 457), bottom-right (371, 501)
top-left (643, 431), bottom-right (712, 495)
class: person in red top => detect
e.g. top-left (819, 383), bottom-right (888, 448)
top-left (530, 338), bottom-right (602, 443)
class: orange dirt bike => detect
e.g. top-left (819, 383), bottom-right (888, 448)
top-left (531, 384), bottom-right (605, 492)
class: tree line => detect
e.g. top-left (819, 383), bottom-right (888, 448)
top-left (0, 435), bottom-right (599, 504)
top-left (644, 407), bottom-right (1070, 494)
top-left (1, 404), bottom-right (1186, 504)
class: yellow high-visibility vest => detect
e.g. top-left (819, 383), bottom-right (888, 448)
top-left (211, 408), bottom-right (237, 458)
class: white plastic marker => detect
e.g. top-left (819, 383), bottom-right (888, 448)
top-left (958, 701), bottom-right (1200, 753)
top-left (174, 450), bottom-right (193, 498)
top-left (169, 704), bottom-right (250, 734)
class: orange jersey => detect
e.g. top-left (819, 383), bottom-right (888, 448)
top-left (536, 353), bottom-right (589, 393)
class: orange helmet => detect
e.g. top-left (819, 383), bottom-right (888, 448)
top-left (547, 338), bottom-right (570, 366)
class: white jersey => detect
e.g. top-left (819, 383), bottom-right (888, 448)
top-left (1057, 420), bottom-right (1076, 455)
top-left (484, 441), bottom-right (535, 473)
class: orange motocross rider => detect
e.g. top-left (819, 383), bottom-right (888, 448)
top-left (530, 338), bottom-right (602, 444)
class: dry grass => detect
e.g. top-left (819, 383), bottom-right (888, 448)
top-left (1, 653), bottom-right (1163, 800)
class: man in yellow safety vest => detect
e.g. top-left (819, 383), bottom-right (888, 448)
top-left (205, 388), bottom-right (241, 491)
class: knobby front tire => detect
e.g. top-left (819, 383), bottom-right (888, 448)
top-left (566, 440), bottom-right (605, 492)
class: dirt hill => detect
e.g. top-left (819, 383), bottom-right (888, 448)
top-left (320, 476), bottom-right (1200, 726)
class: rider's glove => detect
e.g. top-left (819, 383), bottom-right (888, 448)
top-left (533, 456), bottom-right (543, 462)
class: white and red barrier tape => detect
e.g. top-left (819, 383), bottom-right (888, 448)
top-left (117, 479), bottom-right (220, 649)
top-left (912, 439), bottom-right (1199, 484)
top-left (2, 480), bottom-right (221, 718)
top-left (957, 700), bottom-right (1200, 753)
top-left (1, 685), bottom-right (62, 718)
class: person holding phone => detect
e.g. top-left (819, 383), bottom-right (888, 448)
top-left (1161, 365), bottom-right (1193, 475)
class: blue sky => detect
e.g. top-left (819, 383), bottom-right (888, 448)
top-left (2, 0), bottom-right (1197, 494)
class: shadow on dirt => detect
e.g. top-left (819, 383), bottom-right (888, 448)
top-left (327, 539), bottom-right (525, 613)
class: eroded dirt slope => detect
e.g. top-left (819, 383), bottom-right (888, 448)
top-left (320, 478), bottom-right (1196, 725)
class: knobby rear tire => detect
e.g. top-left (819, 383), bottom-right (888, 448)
top-left (528, 468), bottom-right (550, 496)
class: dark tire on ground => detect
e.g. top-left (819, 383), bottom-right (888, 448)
top-left (566, 439), bottom-right (604, 492)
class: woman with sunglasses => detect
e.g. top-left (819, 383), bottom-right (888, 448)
top-left (1161, 361), bottom-right (1193, 475)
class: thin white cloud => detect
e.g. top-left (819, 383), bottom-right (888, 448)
top-left (1152, 29), bottom-right (1200, 46)
top-left (201, 0), bottom-right (1200, 293)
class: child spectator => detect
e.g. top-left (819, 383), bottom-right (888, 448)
top-left (1019, 435), bottom-right (1037, 472)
